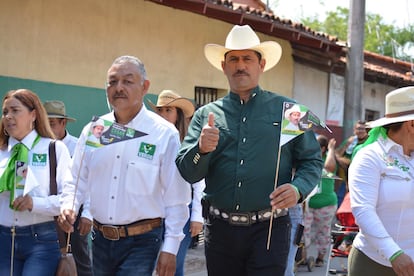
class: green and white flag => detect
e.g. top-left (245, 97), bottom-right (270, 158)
top-left (86, 116), bottom-right (148, 149)
top-left (280, 102), bottom-right (331, 146)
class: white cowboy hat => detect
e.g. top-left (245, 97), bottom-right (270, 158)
top-left (148, 90), bottom-right (195, 118)
top-left (204, 25), bottom-right (282, 72)
top-left (284, 104), bottom-right (306, 119)
top-left (91, 118), bottom-right (105, 128)
top-left (369, 86), bottom-right (414, 128)
top-left (43, 100), bottom-right (76, 122)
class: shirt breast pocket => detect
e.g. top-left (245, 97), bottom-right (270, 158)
top-left (380, 170), bottom-right (412, 203)
top-left (125, 160), bottom-right (158, 196)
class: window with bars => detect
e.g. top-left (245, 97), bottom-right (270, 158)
top-left (365, 109), bottom-right (380, 122)
top-left (195, 86), bottom-right (218, 108)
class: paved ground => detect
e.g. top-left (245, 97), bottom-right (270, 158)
top-left (185, 245), bottom-right (207, 276)
top-left (184, 233), bottom-right (350, 276)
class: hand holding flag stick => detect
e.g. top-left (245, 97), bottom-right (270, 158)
top-left (267, 102), bottom-right (331, 250)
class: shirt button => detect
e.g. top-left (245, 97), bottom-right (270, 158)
top-left (109, 217), bottom-right (112, 220)
top-left (111, 196), bottom-right (115, 199)
top-left (242, 117), bottom-right (246, 122)
top-left (242, 138), bottom-right (246, 143)
top-left (114, 176), bottom-right (117, 179)
top-left (235, 205), bottom-right (240, 210)
top-left (238, 182), bottom-right (242, 187)
top-left (240, 159), bottom-right (244, 165)
top-left (116, 155), bottom-right (120, 158)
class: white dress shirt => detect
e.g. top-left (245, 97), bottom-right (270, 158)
top-left (190, 179), bottom-right (205, 223)
top-left (349, 136), bottom-right (414, 266)
top-left (0, 130), bottom-right (71, 227)
top-left (62, 130), bottom-right (78, 156)
top-left (61, 106), bottom-right (191, 255)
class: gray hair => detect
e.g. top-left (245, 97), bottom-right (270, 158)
top-left (111, 55), bottom-right (147, 84)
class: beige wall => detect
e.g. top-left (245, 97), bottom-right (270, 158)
top-left (0, 0), bottom-right (294, 99)
top-left (293, 63), bottom-right (329, 121)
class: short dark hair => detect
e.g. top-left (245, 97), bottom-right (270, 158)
top-left (317, 134), bottom-right (328, 148)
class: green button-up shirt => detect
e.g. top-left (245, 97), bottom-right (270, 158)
top-left (176, 86), bottom-right (323, 212)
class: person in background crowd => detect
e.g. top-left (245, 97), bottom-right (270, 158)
top-left (149, 89), bottom-right (204, 276)
top-left (43, 100), bottom-right (93, 276)
top-left (58, 55), bottom-right (191, 276)
top-left (0, 89), bottom-right (71, 275)
top-left (335, 120), bottom-right (368, 206)
top-left (348, 86), bottom-right (414, 276)
top-left (175, 24), bottom-right (323, 275)
top-left (302, 135), bottom-right (337, 267)
top-left (285, 203), bottom-right (303, 276)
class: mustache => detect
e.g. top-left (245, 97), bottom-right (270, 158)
top-left (233, 70), bottom-right (249, 77)
top-left (113, 92), bottom-right (127, 98)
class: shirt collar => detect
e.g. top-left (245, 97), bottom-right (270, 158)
top-left (8, 130), bottom-right (39, 151)
top-left (229, 86), bottom-right (261, 102)
top-left (109, 105), bottom-right (148, 127)
top-left (379, 135), bottom-right (414, 158)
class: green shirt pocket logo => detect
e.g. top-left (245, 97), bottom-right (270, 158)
top-left (32, 153), bottom-right (47, 166)
top-left (138, 142), bottom-right (156, 160)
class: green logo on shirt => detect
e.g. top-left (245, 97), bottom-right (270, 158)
top-left (138, 142), bottom-right (156, 160)
top-left (32, 153), bottom-right (47, 166)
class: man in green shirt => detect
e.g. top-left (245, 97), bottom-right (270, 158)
top-left (175, 25), bottom-right (323, 276)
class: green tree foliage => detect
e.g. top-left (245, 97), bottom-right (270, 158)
top-left (301, 7), bottom-right (414, 61)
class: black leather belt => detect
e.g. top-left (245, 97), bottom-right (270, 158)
top-left (93, 218), bottom-right (162, 241)
top-left (209, 206), bottom-right (288, 226)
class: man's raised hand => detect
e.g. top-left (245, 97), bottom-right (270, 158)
top-left (199, 112), bottom-right (219, 153)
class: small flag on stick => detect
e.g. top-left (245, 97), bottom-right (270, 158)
top-left (267, 102), bottom-right (331, 250)
top-left (85, 116), bottom-right (148, 148)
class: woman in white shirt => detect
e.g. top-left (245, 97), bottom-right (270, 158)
top-left (0, 89), bottom-right (71, 276)
top-left (348, 86), bottom-right (414, 276)
top-left (149, 89), bottom-right (205, 276)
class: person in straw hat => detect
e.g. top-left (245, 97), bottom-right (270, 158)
top-left (43, 100), bottom-right (93, 276)
top-left (176, 25), bottom-right (323, 275)
top-left (149, 89), bottom-right (204, 276)
top-left (148, 90), bottom-right (195, 141)
top-left (43, 100), bottom-right (77, 155)
top-left (348, 86), bottom-right (414, 276)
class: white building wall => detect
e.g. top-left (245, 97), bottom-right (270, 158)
top-left (292, 63), bottom-right (329, 122)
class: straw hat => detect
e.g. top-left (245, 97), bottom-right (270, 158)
top-left (43, 100), bottom-right (76, 122)
top-left (204, 25), bottom-right (282, 72)
top-left (369, 86), bottom-right (414, 128)
top-left (148, 90), bottom-right (195, 118)
top-left (284, 104), bottom-right (306, 119)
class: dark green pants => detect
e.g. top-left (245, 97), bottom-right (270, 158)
top-left (348, 247), bottom-right (396, 276)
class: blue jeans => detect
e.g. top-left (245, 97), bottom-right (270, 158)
top-left (285, 204), bottom-right (303, 276)
top-left (0, 221), bottom-right (60, 276)
top-left (175, 218), bottom-right (191, 276)
top-left (92, 225), bottom-right (163, 276)
top-left (72, 213), bottom-right (93, 276)
top-left (205, 215), bottom-right (290, 276)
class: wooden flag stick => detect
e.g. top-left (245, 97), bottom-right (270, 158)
top-left (67, 150), bottom-right (86, 252)
top-left (266, 146), bottom-right (282, 250)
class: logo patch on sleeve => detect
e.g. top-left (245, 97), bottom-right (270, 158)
top-left (31, 153), bottom-right (47, 166)
top-left (138, 142), bottom-right (156, 160)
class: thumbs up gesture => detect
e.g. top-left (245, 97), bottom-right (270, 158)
top-left (199, 112), bottom-right (219, 154)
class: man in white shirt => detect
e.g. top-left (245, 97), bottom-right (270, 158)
top-left (43, 100), bottom-right (93, 276)
top-left (58, 56), bottom-right (191, 276)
